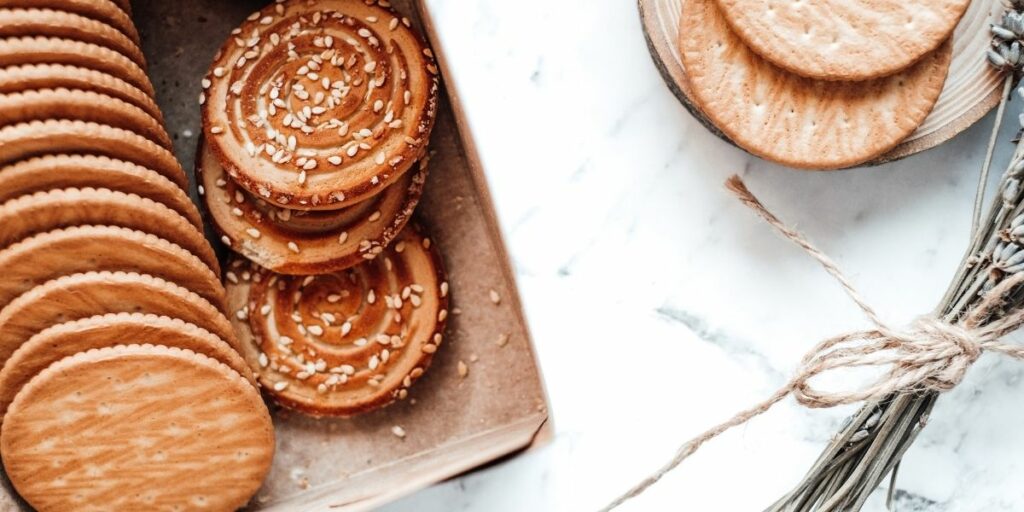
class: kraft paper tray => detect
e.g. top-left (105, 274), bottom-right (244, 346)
top-left (0, 1), bottom-right (552, 510)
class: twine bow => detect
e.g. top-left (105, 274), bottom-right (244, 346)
top-left (601, 176), bottom-right (1024, 511)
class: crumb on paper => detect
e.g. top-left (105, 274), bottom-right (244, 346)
top-left (451, 307), bottom-right (462, 315)
top-left (470, 353), bottom-right (479, 363)
top-left (496, 333), bottom-right (509, 347)
top-left (457, 360), bottom-right (469, 378)
top-left (489, 289), bottom-right (501, 305)
top-left (391, 425), bottom-right (406, 438)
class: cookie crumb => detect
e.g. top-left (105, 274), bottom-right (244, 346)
top-left (457, 360), bottom-right (468, 378)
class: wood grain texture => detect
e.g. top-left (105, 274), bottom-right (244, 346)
top-left (639, 0), bottom-right (1007, 166)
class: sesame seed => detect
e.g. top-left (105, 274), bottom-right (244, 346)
top-left (308, 325), bottom-right (324, 336)
top-left (259, 353), bottom-right (269, 367)
top-left (458, 361), bottom-right (468, 378)
top-left (328, 155), bottom-right (343, 165)
top-left (422, 344), bottom-right (437, 354)
top-left (246, 228), bottom-right (261, 239)
top-left (440, 282), bottom-right (449, 297)
top-left (211, 126), bottom-right (224, 134)
top-left (496, 333), bottom-right (509, 347)
top-left (273, 381), bottom-right (289, 391)
top-left (391, 425), bottom-right (406, 438)
top-left (288, 241), bottom-right (300, 253)
top-left (368, 210), bottom-right (381, 222)
top-left (489, 289), bottom-right (501, 304)
top-left (213, 67), bottom-right (226, 77)
top-left (221, 235), bottom-right (232, 245)
top-left (338, 231), bottom-right (349, 244)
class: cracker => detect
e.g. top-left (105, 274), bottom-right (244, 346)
top-left (0, 0), bottom-right (140, 45)
top-left (0, 154), bottom-right (202, 229)
top-left (714, 0), bottom-right (970, 81)
top-left (0, 64), bottom-right (162, 121)
top-left (0, 188), bottom-right (219, 273)
top-left (0, 88), bottom-right (171, 148)
top-left (0, 271), bottom-right (239, 366)
top-left (0, 313), bottom-right (255, 419)
top-left (0, 225), bottom-right (225, 310)
top-left (680, 0), bottom-right (952, 169)
top-left (0, 37), bottom-right (153, 97)
top-left (0, 8), bottom-right (145, 67)
top-left (0, 120), bottom-right (186, 189)
top-left (1, 344), bottom-right (273, 512)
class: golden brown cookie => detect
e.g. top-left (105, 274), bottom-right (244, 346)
top-left (0, 225), bottom-right (225, 310)
top-left (0, 188), bottom-right (219, 273)
top-left (0, 37), bottom-right (153, 96)
top-left (0, 271), bottom-right (239, 365)
top-left (0, 120), bottom-right (186, 189)
top-left (0, 8), bottom-right (146, 67)
top-left (0, 88), bottom-right (171, 148)
top-left (202, 0), bottom-right (439, 210)
top-left (0, 313), bottom-right (255, 419)
top-left (226, 227), bottom-right (449, 416)
top-left (679, 0), bottom-right (953, 169)
top-left (0, 155), bottom-right (202, 229)
top-left (199, 139), bottom-right (427, 274)
top-left (0, 64), bottom-right (162, 121)
top-left (0, 0), bottom-right (140, 45)
top-left (713, 0), bottom-right (969, 81)
top-left (1, 344), bottom-right (273, 512)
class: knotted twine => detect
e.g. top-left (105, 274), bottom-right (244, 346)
top-left (601, 175), bottom-right (1024, 511)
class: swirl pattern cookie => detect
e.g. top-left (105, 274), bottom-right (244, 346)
top-left (199, 138), bottom-right (427, 274)
top-left (202, 0), bottom-right (439, 210)
top-left (226, 227), bottom-right (449, 416)
top-left (1, 345), bottom-right (273, 512)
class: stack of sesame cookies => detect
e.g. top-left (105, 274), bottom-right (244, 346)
top-left (0, 2), bottom-right (274, 511)
top-left (201, 0), bottom-right (452, 417)
top-left (679, 0), bottom-right (967, 169)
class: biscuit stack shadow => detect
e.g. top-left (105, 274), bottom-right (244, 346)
top-left (678, 0), bottom-right (968, 169)
top-left (0, 2), bottom-right (273, 511)
top-left (200, 0), bottom-right (453, 418)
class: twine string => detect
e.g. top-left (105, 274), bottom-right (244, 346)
top-left (600, 176), bottom-right (1024, 511)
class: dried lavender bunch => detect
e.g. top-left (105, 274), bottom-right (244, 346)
top-left (768, 12), bottom-right (1024, 511)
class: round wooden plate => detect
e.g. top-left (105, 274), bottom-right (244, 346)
top-left (639, 0), bottom-right (1007, 165)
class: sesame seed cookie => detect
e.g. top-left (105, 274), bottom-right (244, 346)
top-left (0, 155), bottom-right (201, 229)
top-left (679, 0), bottom-right (952, 169)
top-left (1, 344), bottom-right (273, 512)
top-left (225, 226), bottom-right (449, 417)
top-left (713, 0), bottom-right (969, 81)
top-left (0, 88), bottom-right (171, 148)
top-left (202, 0), bottom-right (439, 210)
top-left (0, 225), bottom-right (225, 310)
top-left (0, 188), bottom-right (218, 273)
top-left (0, 271), bottom-right (239, 368)
top-left (0, 313), bottom-right (255, 419)
top-left (199, 138), bottom-right (427, 274)
top-left (0, 120), bottom-right (186, 189)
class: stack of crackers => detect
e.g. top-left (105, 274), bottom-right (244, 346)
top-left (679, 0), bottom-right (968, 169)
top-left (0, 1), bottom-right (274, 510)
top-left (199, 0), bottom-right (452, 418)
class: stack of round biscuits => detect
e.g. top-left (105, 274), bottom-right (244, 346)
top-left (679, 0), bottom-right (967, 169)
top-left (201, 0), bottom-right (452, 418)
top-left (0, 2), bottom-right (274, 511)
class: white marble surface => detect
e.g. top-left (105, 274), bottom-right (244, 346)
top-left (383, 1), bottom-right (1024, 510)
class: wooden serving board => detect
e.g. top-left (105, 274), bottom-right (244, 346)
top-left (639, 0), bottom-right (1007, 165)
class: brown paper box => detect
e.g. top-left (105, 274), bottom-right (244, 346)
top-left (0, 1), bottom-right (552, 510)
